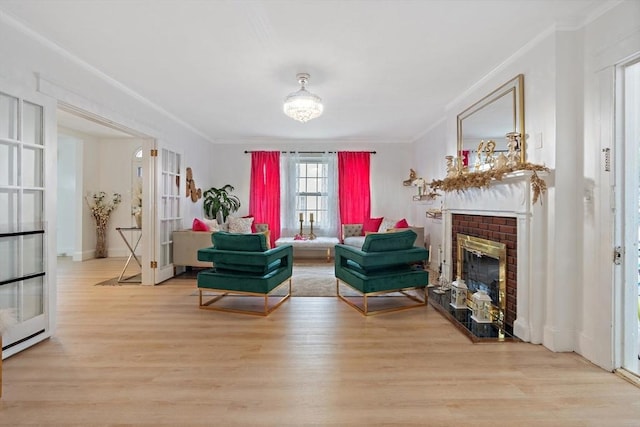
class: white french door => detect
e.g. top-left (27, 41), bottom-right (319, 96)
top-left (616, 57), bottom-right (640, 376)
top-left (151, 142), bottom-right (183, 284)
top-left (0, 82), bottom-right (56, 358)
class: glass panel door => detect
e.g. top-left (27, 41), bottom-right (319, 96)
top-left (0, 89), bottom-right (49, 356)
top-left (153, 144), bottom-right (182, 284)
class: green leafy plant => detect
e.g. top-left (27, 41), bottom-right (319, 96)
top-left (203, 184), bottom-right (241, 223)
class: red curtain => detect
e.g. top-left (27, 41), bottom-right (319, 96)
top-left (338, 151), bottom-right (371, 229)
top-left (249, 151), bottom-right (280, 247)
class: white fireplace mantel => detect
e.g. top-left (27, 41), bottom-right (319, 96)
top-left (440, 171), bottom-right (546, 343)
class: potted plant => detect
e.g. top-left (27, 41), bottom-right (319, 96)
top-left (203, 184), bottom-right (241, 224)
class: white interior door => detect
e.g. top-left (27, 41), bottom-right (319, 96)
top-left (0, 81), bottom-right (56, 358)
top-left (151, 142), bottom-right (183, 284)
top-left (618, 58), bottom-right (640, 376)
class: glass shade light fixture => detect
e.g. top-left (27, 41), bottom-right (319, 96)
top-left (283, 73), bottom-right (323, 123)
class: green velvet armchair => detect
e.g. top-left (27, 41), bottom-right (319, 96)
top-left (197, 231), bottom-right (293, 316)
top-left (334, 229), bottom-right (429, 315)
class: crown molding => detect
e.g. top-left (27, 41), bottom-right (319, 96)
top-left (0, 9), bottom-right (213, 143)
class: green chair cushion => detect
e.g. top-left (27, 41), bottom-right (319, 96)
top-left (361, 229), bottom-right (417, 252)
top-left (197, 264), bottom-right (291, 294)
top-left (215, 259), bottom-right (282, 275)
top-left (212, 231), bottom-right (268, 252)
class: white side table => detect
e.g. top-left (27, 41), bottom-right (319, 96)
top-left (275, 236), bottom-right (340, 262)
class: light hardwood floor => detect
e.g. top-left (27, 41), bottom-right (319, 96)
top-left (1, 257), bottom-right (639, 426)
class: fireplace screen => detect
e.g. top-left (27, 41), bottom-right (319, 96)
top-left (457, 234), bottom-right (506, 327)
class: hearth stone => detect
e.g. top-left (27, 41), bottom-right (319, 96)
top-left (427, 286), bottom-right (517, 342)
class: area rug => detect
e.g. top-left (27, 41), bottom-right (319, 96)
top-left (191, 261), bottom-right (339, 297)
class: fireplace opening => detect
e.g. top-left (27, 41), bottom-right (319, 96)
top-left (457, 234), bottom-right (506, 332)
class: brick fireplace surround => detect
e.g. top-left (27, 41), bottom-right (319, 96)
top-left (452, 214), bottom-right (517, 331)
top-left (441, 171), bottom-right (544, 343)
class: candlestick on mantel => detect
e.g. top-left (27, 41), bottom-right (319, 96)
top-left (310, 212), bottom-right (314, 221)
top-left (299, 212), bottom-right (304, 221)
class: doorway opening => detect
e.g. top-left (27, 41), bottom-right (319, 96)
top-left (56, 104), bottom-right (154, 284)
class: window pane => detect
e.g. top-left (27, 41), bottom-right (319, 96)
top-left (0, 236), bottom-right (19, 282)
top-left (22, 189), bottom-right (44, 225)
top-left (0, 142), bottom-right (18, 186)
top-left (22, 276), bottom-right (44, 321)
top-left (0, 93), bottom-right (18, 140)
top-left (22, 146), bottom-right (44, 187)
top-left (22, 233), bottom-right (44, 276)
top-left (0, 189), bottom-right (19, 230)
top-left (0, 282), bottom-right (19, 312)
top-left (22, 101), bottom-right (43, 145)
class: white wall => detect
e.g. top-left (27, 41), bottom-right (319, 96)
top-left (412, 0), bottom-right (640, 370)
top-left (197, 141), bottom-right (415, 230)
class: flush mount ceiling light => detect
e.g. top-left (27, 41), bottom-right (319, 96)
top-left (283, 73), bottom-right (324, 123)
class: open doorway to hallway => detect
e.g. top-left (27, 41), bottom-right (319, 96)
top-left (56, 106), bottom-right (154, 283)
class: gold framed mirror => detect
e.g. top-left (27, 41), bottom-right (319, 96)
top-left (457, 74), bottom-right (525, 167)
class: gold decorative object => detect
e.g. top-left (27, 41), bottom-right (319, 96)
top-left (403, 169), bottom-right (417, 186)
top-left (445, 155), bottom-right (456, 178)
top-left (505, 132), bottom-right (521, 168)
top-left (495, 153), bottom-right (508, 169)
top-left (186, 167), bottom-right (202, 203)
top-left (484, 140), bottom-right (496, 168)
top-left (474, 141), bottom-right (484, 171)
top-left (298, 213), bottom-right (305, 238)
top-left (428, 162), bottom-right (549, 205)
top-left (308, 212), bottom-right (316, 240)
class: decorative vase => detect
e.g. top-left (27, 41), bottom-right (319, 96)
top-left (95, 225), bottom-right (108, 258)
top-left (134, 212), bottom-right (142, 228)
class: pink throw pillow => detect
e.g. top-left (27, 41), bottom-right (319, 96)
top-left (362, 217), bottom-right (384, 235)
top-left (192, 218), bottom-right (210, 232)
top-left (395, 218), bottom-right (410, 228)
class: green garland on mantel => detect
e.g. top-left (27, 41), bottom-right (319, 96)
top-left (427, 162), bottom-right (550, 204)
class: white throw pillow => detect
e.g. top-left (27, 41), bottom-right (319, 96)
top-left (378, 217), bottom-right (398, 233)
top-left (228, 216), bottom-right (254, 234)
top-left (202, 218), bottom-right (220, 232)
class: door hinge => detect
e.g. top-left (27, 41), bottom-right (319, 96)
top-left (613, 246), bottom-right (623, 265)
top-left (150, 261), bottom-right (158, 269)
top-left (150, 149), bottom-right (158, 157)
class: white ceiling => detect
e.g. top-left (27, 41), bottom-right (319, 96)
top-left (0, 0), bottom-right (609, 143)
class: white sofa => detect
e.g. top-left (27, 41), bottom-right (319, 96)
top-left (342, 223), bottom-right (425, 250)
top-left (172, 223), bottom-right (269, 268)
top-left (172, 230), bottom-right (216, 268)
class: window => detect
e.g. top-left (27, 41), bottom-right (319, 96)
top-left (281, 153), bottom-right (338, 237)
top-left (297, 160), bottom-right (329, 225)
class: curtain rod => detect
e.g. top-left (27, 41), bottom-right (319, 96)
top-left (244, 150), bottom-right (376, 154)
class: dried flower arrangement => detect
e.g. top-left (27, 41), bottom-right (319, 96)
top-left (131, 181), bottom-right (142, 216)
top-left (86, 191), bottom-right (122, 258)
top-left (86, 191), bottom-right (122, 226)
top-left (428, 162), bottom-right (549, 204)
